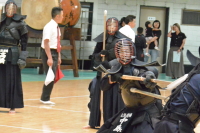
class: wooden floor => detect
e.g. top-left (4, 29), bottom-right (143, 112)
top-left (0, 79), bottom-right (200, 133)
top-left (0, 80), bottom-right (97, 133)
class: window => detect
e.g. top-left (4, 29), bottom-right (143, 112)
top-left (182, 9), bottom-right (200, 26)
top-left (75, 2), bottom-right (93, 41)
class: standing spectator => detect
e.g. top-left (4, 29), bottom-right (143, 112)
top-left (135, 27), bottom-right (147, 61)
top-left (166, 23), bottom-right (186, 79)
top-left (119, 17), bottom-right (126, 29)
top-left (144, 21), bottom-right (159, 56)
top-left (119, 15), bottom-right (136, 42)
top-left (40, 7), bottom-right (63, 105)
top-left (144, 20), bottom-right (161, 62)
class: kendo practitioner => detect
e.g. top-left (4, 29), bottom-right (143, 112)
top-left (154, 50), bottom-right (200, 133)
top-left (99, 15), bottom-right (138, 123)
top-left (95, 38), bottom-right (163, 133)
top-left (0, 0), bottom-right (28, 113)
top-left (84, 17), bottom-right (123, 129)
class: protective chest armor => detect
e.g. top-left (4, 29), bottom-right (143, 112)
top-left (120, 80), bottom-right (156, 108)
top-left (164, 64), bottom-right (200, 127)
top-left (0, 20), bottom-right (27, 45)
top-left (0, 17), bottom-right (28, 65)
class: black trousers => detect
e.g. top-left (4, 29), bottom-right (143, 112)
top-left (136, 52), bottom-right (144, 61)
top-left (41, 49), bottom-right (58, 101)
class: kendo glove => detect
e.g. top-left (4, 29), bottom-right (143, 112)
top-left (100, 50), bottom-right (109, 56)
top-left (101, 60), bottom-right (111, 69)
top-left (111, 73), bottom-right (123, 83)
top-left (17, 51), bottom-right (29, 69)
top-left (143, 71), bottom-right (157, 90)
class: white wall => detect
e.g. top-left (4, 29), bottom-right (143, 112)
top-left (78, 0), bottom-right (200, 65)
top-left (12, 0), bottom-right (200, 65)
top-left (81, 0), bottom-right (200, 65)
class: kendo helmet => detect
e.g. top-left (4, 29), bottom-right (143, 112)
top-left (106, 17), bottom-right (119, 35)
top-left (187, 48), bottom-right (200, 66)
top-left (5, 0), bottom-right (17, 17)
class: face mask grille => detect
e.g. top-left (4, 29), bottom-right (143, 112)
top-left (115, 38), bottom-right (134, 65)
top-left (6, 2), bottom-right (17, 17)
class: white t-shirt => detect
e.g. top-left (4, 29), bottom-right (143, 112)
top-left (41, 19), bottom-right (61, 49)
top-left (119, 25), bottom-right (135, 42)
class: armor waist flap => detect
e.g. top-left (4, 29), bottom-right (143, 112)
top-left (0, 46), bottom-right (9, 64)
top-left (0, 46), bottom-right (19, 64)
top-left (10, 46), bottom-right (19, 64)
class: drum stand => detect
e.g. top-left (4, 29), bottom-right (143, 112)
top-left (26, 27), bottom-right (44, 74)
top-left (60, 27), bottom-right (80, 77)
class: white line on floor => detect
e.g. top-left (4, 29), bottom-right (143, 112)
top-left (24, 105), bottom-right (90, 113)
top-left (24, 95), bottom-right (89, 101)
top-left (0, 125), bottom-right (64, 133)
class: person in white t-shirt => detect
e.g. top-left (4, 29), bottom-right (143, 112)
top-left (119, 15), bottom-right (136, 42)
top-left (40, 7), bottom-right (63, 105)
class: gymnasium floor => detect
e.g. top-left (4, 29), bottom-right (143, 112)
top-left (0, 68), bottom-right (200, 133)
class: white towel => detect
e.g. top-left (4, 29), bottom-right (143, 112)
top-left (45, 67), bottom-right (55, 86)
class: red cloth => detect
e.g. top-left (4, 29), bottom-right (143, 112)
top-left (54, 67), bottom-right (64, 83)
top-left (55, 26), bottom-right (63, 83)
top-left (57, 26), bottom-right (61, 53)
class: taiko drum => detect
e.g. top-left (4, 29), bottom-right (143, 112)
top-left (21, 0), bottom-right (81, 30)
